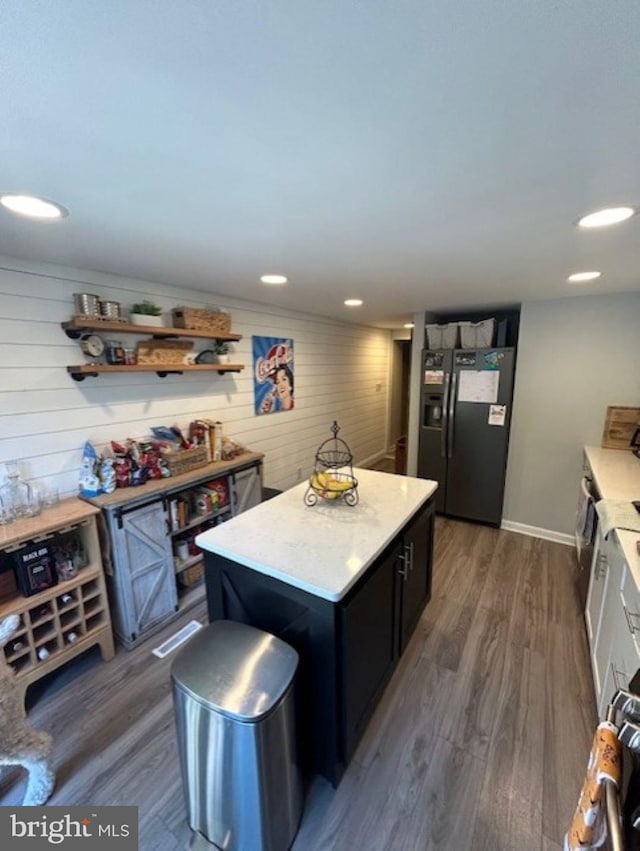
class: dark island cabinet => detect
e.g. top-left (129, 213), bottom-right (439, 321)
top-left (204, 495), bottom-right (435, 786)
top-left (341, 537), bottom-right (401, 761)
top-left (399, 504), bottom-right (433, 652)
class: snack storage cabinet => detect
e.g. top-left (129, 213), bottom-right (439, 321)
top-left (0, 499), bottom-right (115, 706)
top-left (83, 452), bottom-right (263, 649)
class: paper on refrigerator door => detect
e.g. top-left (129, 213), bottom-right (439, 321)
top-left (457, 370), bottom-right (499, 403)
top-left (488, 405), bottom-right (506, 426)
top-left (424, 369), bottom-right (444, 384)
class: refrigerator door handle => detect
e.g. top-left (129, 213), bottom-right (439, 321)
top-left (441, 372), bottom-right (451, 458)
top-left (447, 372), bottom-right (457, 459)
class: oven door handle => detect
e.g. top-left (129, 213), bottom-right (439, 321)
top-left (580, 476), bottom-right (594, 500)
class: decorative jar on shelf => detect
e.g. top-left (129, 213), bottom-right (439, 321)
top-left (0, 461), bottom-right (41, 519)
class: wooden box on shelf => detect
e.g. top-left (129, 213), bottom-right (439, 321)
top-left (0, 499), bottom-right (115, 706)
top-left (135, 339), bottom-right (194, 365)
top-left (177, 561), bottom-right (204, 588)
top-left (172, 307), bottom-right (231, 333)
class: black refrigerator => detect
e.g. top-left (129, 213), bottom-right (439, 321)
top-left (417, 347), bottom-right (515, 526)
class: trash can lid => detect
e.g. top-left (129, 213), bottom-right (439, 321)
top-left (170, 620), bottom-right (299, 722)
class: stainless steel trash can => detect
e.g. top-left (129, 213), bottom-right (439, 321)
top-left (171, 620), bottom-right (303, 851)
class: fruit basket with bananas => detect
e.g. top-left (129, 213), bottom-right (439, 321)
top-left (304, 421), bottom-right (359, 506)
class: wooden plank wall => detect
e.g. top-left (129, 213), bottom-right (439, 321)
top-left (0, 258), bottom-right (390, 496)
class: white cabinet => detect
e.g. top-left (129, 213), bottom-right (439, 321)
top-left (587, 531), bottom-right (640, 719)
top-left (585, 532), bottom-right (608, 645)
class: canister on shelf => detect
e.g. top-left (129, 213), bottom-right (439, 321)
top-left (105, 340), bottom-right (125, 365)
top-left (73, 293), bottom-right (100, 316)
top-left (98, 300), bottom-right (121, 319)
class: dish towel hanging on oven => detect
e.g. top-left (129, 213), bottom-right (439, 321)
top-left (564, 720), bottom-right (622, 850)
top-left (595, 498), bottom-right (640, 540)
top-left (578, 496), bottom-right (597, 543)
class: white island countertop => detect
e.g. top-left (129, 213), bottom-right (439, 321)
top-left (196, 468), bottom-right (438, 602)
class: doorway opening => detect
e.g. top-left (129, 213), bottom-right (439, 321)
top-left (388, 337), bottom-right (411, 470)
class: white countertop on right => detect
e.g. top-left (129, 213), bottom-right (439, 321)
top-left (585, 445), bottom-right (640, 590)
top-left (617, 529), bottom-right (640, 591)
top-left (584, 445), bottom-right (640, 501)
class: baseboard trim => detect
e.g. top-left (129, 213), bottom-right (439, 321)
top-left (500, 520), bottom-right (574, 547)
top-left (359, 451), bottom-right (388, 468)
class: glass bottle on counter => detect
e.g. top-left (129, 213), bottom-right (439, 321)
top-left (0, 491), bottom-right (14, 525)
top-left (0, 460), bottom-right (40, 518)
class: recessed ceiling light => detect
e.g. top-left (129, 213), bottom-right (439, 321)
top-left (344, 299), bottom-right (363, 307)
top-left (404, 323), bottom-right (415, 329)
top-left (576, 206), bottom-right (636, 229)
top-left (0, 193), bottom-right (68, 219)
top-left (567, 271), bottom-right (602, 282)
top-left (260, 274), bottom-right (288, 285)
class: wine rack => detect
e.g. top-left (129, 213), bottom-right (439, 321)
top-left (0, 500), bottom-right (115, 706)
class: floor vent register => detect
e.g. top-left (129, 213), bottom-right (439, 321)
top-left (152, 620), bottom-right (203, 659)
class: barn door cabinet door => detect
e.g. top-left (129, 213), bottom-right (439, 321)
top-left (231, 464), bottom-right (263, 514)
top-left (106, 500), bottom-right (177, 647)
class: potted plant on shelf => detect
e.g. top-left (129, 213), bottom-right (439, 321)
top-left (213, 341), bottom-right (231, 364)
top-left (129, 300), bottom-right (164, 327)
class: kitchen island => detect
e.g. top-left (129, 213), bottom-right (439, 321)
top-left (197, 468), bottom-right (437, 785)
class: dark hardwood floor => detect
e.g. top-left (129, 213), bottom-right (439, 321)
top-left (1, 512), bottom-right (595, 851)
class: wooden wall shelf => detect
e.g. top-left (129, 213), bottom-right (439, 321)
top-left (61, 318), bottom-right (242, 342)
top-left (66, 363), bottom-right (244, 381)
top-left (62, 317), bottom-right (244, 379)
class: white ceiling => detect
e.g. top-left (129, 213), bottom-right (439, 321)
top-left (1, 1), bottom-right (639, 328)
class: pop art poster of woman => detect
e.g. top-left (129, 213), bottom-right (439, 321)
top-left (253, 336), bottom-right (295, 415)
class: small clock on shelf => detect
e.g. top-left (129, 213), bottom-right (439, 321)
top-left (79, 334), bottom-right (105, 358)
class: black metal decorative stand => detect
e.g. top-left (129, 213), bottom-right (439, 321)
top-left (304, 421), bottom-right (359, 506)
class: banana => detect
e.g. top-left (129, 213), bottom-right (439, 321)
top-left (325, 476), bottom-right (352, 492)
top-left (310, 469), bottom-right (353, 500)
top-left (311, 471), bottom-right (328, 490)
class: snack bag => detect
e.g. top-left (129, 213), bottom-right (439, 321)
top-left (78, 441), bottom-right (101, 497)
top-left (99, 457), bottom-right (116, 494)
top-left (204, 478), bottom-right (229, 507)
